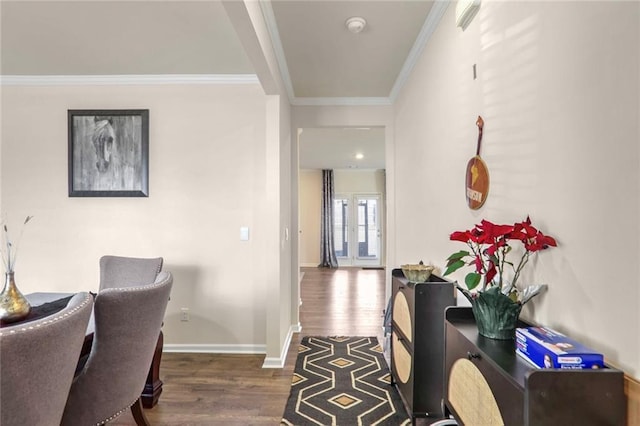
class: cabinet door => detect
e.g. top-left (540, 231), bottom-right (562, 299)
top-left (392, 278), bottom-right (414, 344)
top-left (445, 323), bottom-right (524, 426)
top-left (391, 330), bottom-right (414, 411)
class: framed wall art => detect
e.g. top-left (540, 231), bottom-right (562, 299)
top-left (68, 109), bottom-right (149, 197)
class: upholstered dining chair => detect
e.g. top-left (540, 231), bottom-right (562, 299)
top-left (99, 255), bottom-right (163, 291)
top-left (61, 271), bottom-right (173, 426)
top-left (0, 292), bottom-right (93, 426)
top-left (96, 255), bottom-right (165, 408)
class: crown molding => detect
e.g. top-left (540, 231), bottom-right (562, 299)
top-left (0, 74), bottom-right (260, 86)
top-left (1, 2), bottom-right (448, 105)
top-left (389, 0), bottom-right (450, 102)
top-left (291, 96), bottom-right (392, 107)
top-left (260, 0), bottom-right (295, 103)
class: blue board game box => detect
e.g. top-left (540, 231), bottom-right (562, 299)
top-left (515, 326), bottom-right (604, 369)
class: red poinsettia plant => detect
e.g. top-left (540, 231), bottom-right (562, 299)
top-left (444, 217), bottom-right (557, 304)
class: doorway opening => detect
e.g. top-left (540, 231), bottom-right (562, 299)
top-left (297, 127), bottom-right (386, 269)
top-left (334, 193), bottom-right (382, 267)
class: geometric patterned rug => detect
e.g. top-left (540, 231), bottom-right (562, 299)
top-left (281, 336), bottom-right (411, 426)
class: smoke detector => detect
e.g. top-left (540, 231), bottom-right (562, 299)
top-left (346, 16), bottom-right (366, 34)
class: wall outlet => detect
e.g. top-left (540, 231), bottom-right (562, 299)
top-left (180, 308), bottom-right (190, 322)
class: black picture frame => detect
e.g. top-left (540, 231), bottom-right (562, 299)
top-left (68, 109), bottom-right (149, 197)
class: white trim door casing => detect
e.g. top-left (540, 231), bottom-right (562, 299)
top-left (335, 193), bottom-right (382, 267)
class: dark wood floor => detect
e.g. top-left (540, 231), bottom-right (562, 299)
top-left (111, 267), bottom-right (390, 425)
top-left (111, 267), bottom-right (639, 426)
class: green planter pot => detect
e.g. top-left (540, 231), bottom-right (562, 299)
top-left (459, 285), bottom-right (522, 340)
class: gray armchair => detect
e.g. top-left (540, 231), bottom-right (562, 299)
top-left (94, 255), bottom-right (166, 407)
top-left (99, 255), bottom-right (163, 291)
top-left (61, 271), bottom-right (173, 426)
top-left (0, 292), bottom-right (93, 426)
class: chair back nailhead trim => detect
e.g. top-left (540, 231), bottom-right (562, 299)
top-left (0, 293), bottom-right (93, 336)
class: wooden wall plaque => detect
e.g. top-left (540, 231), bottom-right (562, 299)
top-left (466, 116), bottom-right (490, 209)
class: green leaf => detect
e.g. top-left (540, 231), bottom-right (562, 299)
top-left (446, 250), bottom-right (470, 261)
top-left (443, 259), bottom-right (465, 276)
top-left (465, 273), bottom-right (481, 290)
top-left (446, 257), bottom-right (462, 267)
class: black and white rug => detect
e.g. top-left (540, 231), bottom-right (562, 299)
top-left (281, 336), bottom-right (411, 426)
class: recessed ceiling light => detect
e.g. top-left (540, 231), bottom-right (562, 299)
top-left (355, 153), bottom-right (364, 160)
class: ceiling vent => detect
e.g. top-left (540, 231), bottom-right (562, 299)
top-left (456, 0), bottom-right (481, 31)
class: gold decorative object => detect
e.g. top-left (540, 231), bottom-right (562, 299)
top-left (0, 272), bottom-right (31, 323)
top-left (0, 215), bottom-right (33, 323)
top-left (400, 261), bottom-right (434, 283)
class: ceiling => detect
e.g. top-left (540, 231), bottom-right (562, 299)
top-left (0, 0), bottom-right (448, 169)
top-left (299, 127), bottom-right (385, 169)
top-left (0, 1), bottom-right (254, 76)
top-left (267, 0), bottom-right (435, 100)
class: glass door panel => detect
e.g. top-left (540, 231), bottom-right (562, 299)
top-left (333, 194), bottom-right (382, 267)
top-left (355, 196), bottom-right (380, 264)
top-left (333, 198), bottom-right (349, 258)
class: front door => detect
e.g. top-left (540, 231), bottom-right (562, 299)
top-left (334, 194), bottom-right (382, 267)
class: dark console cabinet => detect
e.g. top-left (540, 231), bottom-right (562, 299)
top-left (390, 268), bottom-right (456, 422)
top-left (443, 307), bottom-right (626, 425)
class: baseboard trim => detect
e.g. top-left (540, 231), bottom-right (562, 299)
top-left (262, 324), bottom-right (299, 369)
top-left (164, 323), bottom-right (302, 366)
top-left (163, 343), bottom-right (266, 354)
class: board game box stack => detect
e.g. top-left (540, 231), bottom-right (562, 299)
top-left (516, 326), bottom-right (604, 369)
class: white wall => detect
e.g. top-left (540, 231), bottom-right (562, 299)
top-left (222, 1), bottom-right (294, 364)
top-left (334, 169), bottom-right (385, 194)
top-left (0, 83), bottom-right (273, 351)
top-left (394, 1), bottom-right (639, 376)
top-left (299, 169), bottom-right (322, 266)
top-left (263, 93), bottom-right (293, 364)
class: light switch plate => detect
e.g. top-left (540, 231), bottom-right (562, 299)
top-left (240, 226), bottom-right (250, 241)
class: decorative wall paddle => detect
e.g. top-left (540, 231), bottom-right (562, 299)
top-left (465, 116), bottom-right (489, 210)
